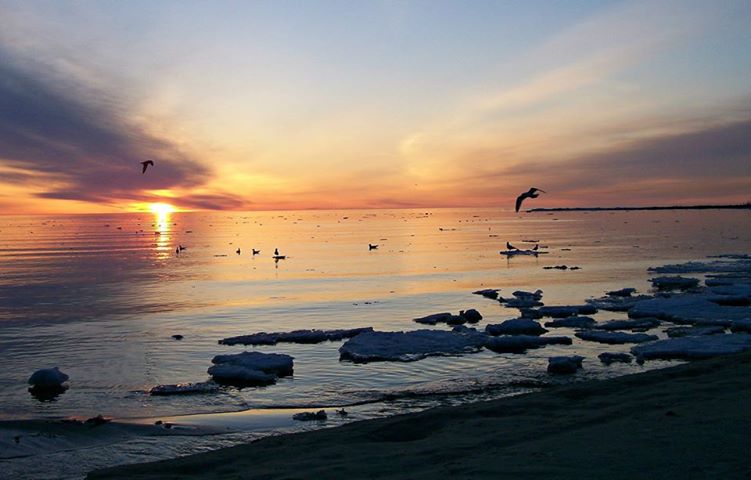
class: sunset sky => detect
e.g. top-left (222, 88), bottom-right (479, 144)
top-left (1, 0), bottom-right (750, 214)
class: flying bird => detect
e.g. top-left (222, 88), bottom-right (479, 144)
top-left (252, 249), bottom-right (260, 255)
top-left (515, 187), bottom-right (546, 212)
top-left (140, 160), bottom-right (154, 174)
top-left (369, 243), bottom-right (378, 250)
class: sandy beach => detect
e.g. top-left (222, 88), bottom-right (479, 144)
top-left (88, 351), bottom-right (751, 479)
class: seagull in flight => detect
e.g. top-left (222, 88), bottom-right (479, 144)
top-left (140, 160), bottom-right (154, 174)
top-left (515, 187), bottom-right (546, 212)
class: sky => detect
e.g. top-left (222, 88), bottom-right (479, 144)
top-left (0, 0), bottom-right (750, 214)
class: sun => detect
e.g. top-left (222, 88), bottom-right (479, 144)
top-left (148, 203), bottom-right (177, 215)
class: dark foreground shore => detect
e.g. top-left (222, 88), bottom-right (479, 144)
top-left (89, 352), bottom-right (751, 479)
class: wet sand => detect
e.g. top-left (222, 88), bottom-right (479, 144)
top-left (88, 351), bottom-right (751, 479)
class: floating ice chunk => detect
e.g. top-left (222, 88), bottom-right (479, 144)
top-left (650, 276), bottom-right (700, 291)
top-left (594, 318), bottom-right (661, 331)
top-left (629, 294), bottom-right (750, 326)
top-left (459, 309), bottom-right (483, 323)
top-left (649, 258), bottom-right (751, 274)
top-left (28, 367), bottom-right (69, 388)
top-left (504, 298), bottom-right (544, 308)
top-left (544, 316), bottom-right (596, 329)
top-left (207, 364), bottom-right (277, 385)
top-left (598, 352), bottom-right (632, 364)
top-left (519, 308), bottom-right (543, 319)
top-left (547, 355), bottom-right (584, 374)
top-left (575, 331), bottom-right (658, 344)
top-left (211, 351), bottom-right (294, 376)
top-left (149, 381), bottom-right (220, 396)
top-left (705, 274), bottom-right (751, 287)
top-left (665, 326), bottom-right (725, 338)
top-left (513, 290), bottom-right (543, 300)
top-left (472, 289), bottom-right (500, 299)
top-left (483, 335), bottom-right (572, 354)
top-left (586, 295), bottom-right (653, 312)
top-left (486, 319), bottom-right (547, 336)
top-left (631, 334), bottom-right (751, 360)
top-left (413, 312), bottom-right (465, 325)
top-left (452, 325), bottom-right (479, 333)
top-left (219, 327), bottom-right (373, 346)
top-left (500, 249), bottom-right (545, 256)
top-left (292, 410), bottom-right (327, 421)
top-left (538, 305), bottom-right (597, 318)
top-left (606, 288), bottom-right (637, 297)
top-left (339, 330), bottom-right (486, 363)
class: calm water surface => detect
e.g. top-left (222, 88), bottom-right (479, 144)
top-left (0, 208), bottom-right (749, 420)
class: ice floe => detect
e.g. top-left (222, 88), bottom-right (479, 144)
top-left (631, 334), bottom-right (751, 360)
top-left (219, 327), bottom-right (373, 346)
top-left (513, 290), bottom-right (543, 300)
top-left (500, 249), bottom-right (545, 256)
top-left (472, 289), bottom-right (500, 299)
top-left (665, 326), bottom-right (725, 338)
top-left (544, 316), bottom-right (596, 329)
top-left (483, 335), bottom-right (572, 354)
top-left (649, 256), bottom-right (751, 274)
top-left (208, 351), bottom-right (294, 385)
top-left (606, 288), bottom-right (637, 297)
top-left (585, 294), bottom-right (653, 312)
top-left (459, 309), bottom-right (483, 323)
top-left (593, 318), bottom-right (661, 331)
top-left (598, 352), bottom-right (633, 364)
top-left (547, 355), bottom-right (584, 374)
top-left (211, 351), bottom-right (294, 376)
top-left (629, 294), bottom-right (751, 326)
top-left (575, 331), bottom-right (658, 344)
top-left (538, 305), bottom-right (597, 318)
top-left (519, 308), bottom-right (544, 319)
top-left (413, 312), bottom-right (466, 325)
top-left (149, 381), bottom-right (220, 396)
top-left (486, 319), bottom-right (548, 336)
top-left (293, 410), bottom-right (327, 421)
top-left (28, 367), bottom-right (69, 388)
top-left (339, 330), bottom-right (486, 363)
top-left (207, 364), bottom-right (278, 385)
top-left (504, 298), bottom-right (544, 308)
top-left (650, 276), bottom-right (700, 291)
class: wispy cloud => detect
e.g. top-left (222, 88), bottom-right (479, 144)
top-left (0, 48), bottom-right (246, 210)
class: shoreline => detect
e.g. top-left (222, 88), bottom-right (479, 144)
top-left (89, 351), bottom-right (751, 479)
top-left (529, 204), bottom-right (750, 212)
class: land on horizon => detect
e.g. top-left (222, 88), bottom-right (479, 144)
top-left (528, 203), bottom-right (751, 212)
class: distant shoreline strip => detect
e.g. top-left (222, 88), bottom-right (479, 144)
top-left (529, 204), bottom-right (751, 212)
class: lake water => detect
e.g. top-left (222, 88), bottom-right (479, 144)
top-left (0, 207), bottom-right (749, 423)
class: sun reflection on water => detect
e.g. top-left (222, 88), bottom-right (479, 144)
top-left (149, 203), bottom-right (175, 259)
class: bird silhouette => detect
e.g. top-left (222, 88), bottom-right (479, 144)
top-left (140, 160), bottom-right (154, 174)
top-left (236, 248), bottom-right (241, 255)
top-left (515, 187), bottom-right (546, 212)
top-left (252, 249), bottom-right (260, 255)
top-left (369, 243), bottom-right (378, 250)
top-left (507, 241), bottom-right (518, 250)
